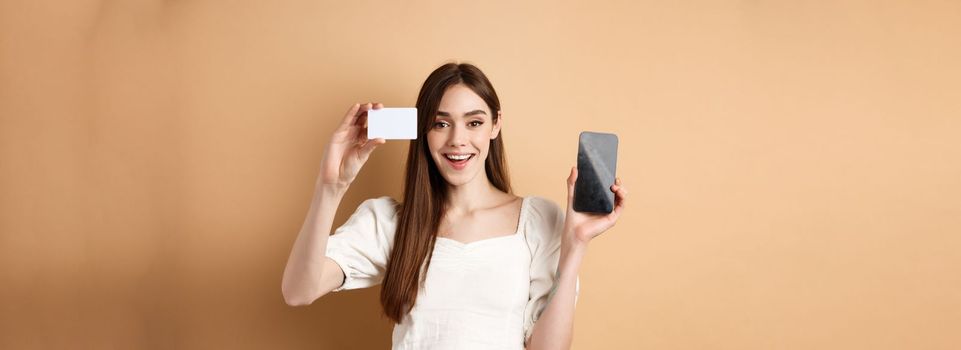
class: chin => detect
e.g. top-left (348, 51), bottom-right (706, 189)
top-left (440, 172), bottom-right (475, 187)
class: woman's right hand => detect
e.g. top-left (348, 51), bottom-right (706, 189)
top-left (316, 102), bottom-right (387, 190)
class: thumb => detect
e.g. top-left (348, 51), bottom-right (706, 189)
top-left (566, 166), bottom-right (577, 209)
top-left (359, 138), bottom-right (386, 160)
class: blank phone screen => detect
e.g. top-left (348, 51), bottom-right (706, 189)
top-left (573, 131), bottom-right (619, 214)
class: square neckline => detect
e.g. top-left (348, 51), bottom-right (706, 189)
top-left (435, 196), bottom-right (529, 248)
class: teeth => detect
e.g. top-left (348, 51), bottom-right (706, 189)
top-left (446, 154), bottom-right (472, 160)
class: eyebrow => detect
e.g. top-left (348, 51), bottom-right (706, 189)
top-left (436, 110), bottom-right (488, 117)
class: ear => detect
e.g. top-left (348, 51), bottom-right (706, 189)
top-left (491, 110), bottom-right (503, 139)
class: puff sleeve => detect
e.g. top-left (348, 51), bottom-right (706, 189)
top-left (324, 196), bottom-right (399, 292)
top-left (522, 197), bottom-right (580, 343)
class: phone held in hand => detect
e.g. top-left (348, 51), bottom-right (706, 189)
top-left (573, 131), bottom-right (619, 214)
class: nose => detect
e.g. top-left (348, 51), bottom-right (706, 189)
top-left (447, 123), bottom-right (467, 147)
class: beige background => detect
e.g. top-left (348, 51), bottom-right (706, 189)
top-left (2, 0), bottom-right (959, 349)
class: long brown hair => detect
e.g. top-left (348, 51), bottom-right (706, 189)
top-left (379, 62), bottom-right (511, 323)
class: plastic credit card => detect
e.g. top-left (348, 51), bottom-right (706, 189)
top-left (367, 108), bottom-right (417, 139)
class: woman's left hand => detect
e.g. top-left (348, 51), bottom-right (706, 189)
top-left (563, 166), bottom-right (628, 246)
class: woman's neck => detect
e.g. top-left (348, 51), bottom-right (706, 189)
top-left (444, 173), bottom-right (509, 215)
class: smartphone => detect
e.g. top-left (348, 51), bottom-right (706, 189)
top-left (573, 131), bottom-right (619, 214)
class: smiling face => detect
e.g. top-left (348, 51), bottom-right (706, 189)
top-left (427, 83), bottom-right (502, 188)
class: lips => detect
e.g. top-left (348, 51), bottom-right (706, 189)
top-left (443, 153), bottom-right (475, 170)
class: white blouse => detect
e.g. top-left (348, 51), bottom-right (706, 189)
top-left (325, 196), bottom-right (579, 350)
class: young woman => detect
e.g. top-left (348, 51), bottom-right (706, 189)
top-left (282, 63), bottom-right (627, 349)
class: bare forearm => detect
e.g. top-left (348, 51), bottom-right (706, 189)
top-left (281, 183), bottom-right (347, 304)
top-left (527, 234), bottom-right (588, 350)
